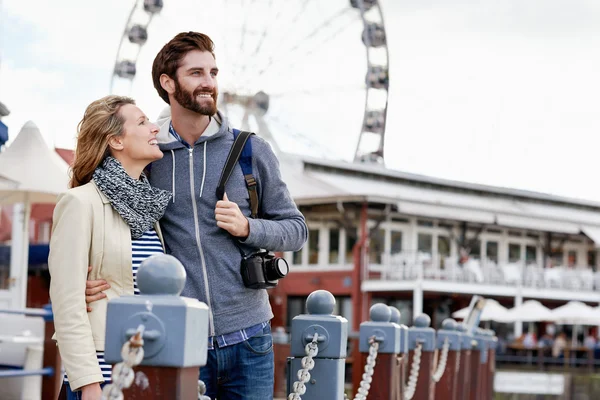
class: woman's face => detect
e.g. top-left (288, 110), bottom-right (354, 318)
top-left (117, 104), bottom-right (163, 164)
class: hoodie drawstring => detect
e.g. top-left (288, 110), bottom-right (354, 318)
top-left (170, 149), bottom-right (176, 203)
top-left (199, 141), bottom-right (207, 198)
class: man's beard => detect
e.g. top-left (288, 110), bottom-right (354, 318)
top-left (173, 79), bottom-right (218, 116)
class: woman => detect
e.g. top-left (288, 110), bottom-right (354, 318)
top-left (49, 95), bottom-right (172, 399)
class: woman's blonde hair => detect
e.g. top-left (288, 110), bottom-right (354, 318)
top-left (70, 95), bottom-right (136, 188)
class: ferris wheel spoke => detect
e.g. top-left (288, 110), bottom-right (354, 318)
top-left (250, 14), bottom-right (358, 87)
top-left (249, 7), bottom-right (353, 81)
top-left (269, 84), bottom-right (364, 98)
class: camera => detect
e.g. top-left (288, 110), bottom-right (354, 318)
top-left (241, 250), bottom-right (289, 289)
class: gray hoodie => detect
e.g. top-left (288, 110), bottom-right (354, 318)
top-left (149, 109), bottom-right (307, 337)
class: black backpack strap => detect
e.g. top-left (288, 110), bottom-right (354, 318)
top-left (216, 131), bottom-right (256, 215)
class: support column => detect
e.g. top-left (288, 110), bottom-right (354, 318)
top-left (514, 294), bottom-right (523, 338)
top-left (413, 286), bottom-right (423, 323)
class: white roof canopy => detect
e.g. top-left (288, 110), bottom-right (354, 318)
top-left (581, 226), bottom-right (600, 248)
top-left (0, 121), bottom-right (69, 205)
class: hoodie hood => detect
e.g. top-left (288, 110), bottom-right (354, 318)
top-left (155, 107), bottom-right (230, 151)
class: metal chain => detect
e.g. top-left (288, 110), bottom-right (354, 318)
top-left (198, 379), bottom-right (211, 400)
top-left (403, 342), bottom-right (423, 400)
top-left (432, 337), bottom-right (450, 383)
top-left (101, 325), bottom-right (146, 400)
top-left (288, 333), bottom-right (319, 400)
top-left (353, 336), bottom-right (379, 400)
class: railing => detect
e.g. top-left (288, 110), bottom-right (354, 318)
top-left (0, 305), bottom-right (61, 400)
top-left (369, 251), bottom-right (600, 292)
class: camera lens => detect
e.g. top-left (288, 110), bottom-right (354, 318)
top-left (266, 257), bottom-right (289, 281)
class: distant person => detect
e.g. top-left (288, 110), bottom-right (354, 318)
top-left (552, 333), bottom-right (567, 358)
top-left (49, 95), bottom-right (171, 400)
top-left (584, 332), bottom-right (596, 350)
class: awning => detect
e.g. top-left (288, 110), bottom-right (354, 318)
top-left (397, 201), bottom-right (495, 224)
top-left (496, 214), bottom-right (580, 234)
top-left (581, 225), bottom-right (600, 247)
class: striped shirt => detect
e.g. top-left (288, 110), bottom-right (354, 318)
top-left (64, 229), bottom-right (163, 384)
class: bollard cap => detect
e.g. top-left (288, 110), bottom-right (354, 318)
top-left (441, 318), bottom-right (457, 331)
top-left (306, 290), bottom-right (336, 315)
top-left (137, 254), bottom-right (187, 295)
top-left (456, 323), bottom-right (467, 333)
top-left (413, 313), bottom-right (431, 328)
top-left (388, 306), bottom-right (401, 324)
top-left (370, 303), bottom-right (392, 322)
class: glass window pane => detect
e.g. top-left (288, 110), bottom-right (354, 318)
top-left (486, 241), bottom-right (499, 263)
top-left (292, 250), bottom-right (302, 265)
top-left (438, 236), bottom-right (450, 256)
top-left (391, 231), bottom-right (403, 256)
top-left (369, 229), bottom-right (385, 264)
top-left (551, 248), bottom-right (563, 267)
top-left (588, 250), bottom-right (596, 270)
top-left (308, 229), bottom-right (319, 265)
top-left (329, 229), bottom-right (340, 264)
top-left (345, 228), bottom-right (357, 264)
top-left (418, 233), bottom-right (433, 254)
top-left (568, 250), bottom-right (577, 267)
top-left (509, 243), bottom-right (521, 263)
top-left (526, 245), bottom-right (537, 264)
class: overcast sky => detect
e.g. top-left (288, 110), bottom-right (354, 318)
top-left (1, 0), bottom-right (599, 202)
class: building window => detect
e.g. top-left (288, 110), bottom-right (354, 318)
top-left (486, 241), bottom-right (499, 263)
top-left (526, 245), bottom-right (537, 265)
top-left (588, 251), bottom-right (597, 271)
top-left (345, 228), bottom-right (357, 264)
top-left (329, 228), bottom-right (340, 264)
top-left (391, 230), bottom-right (403, 256)
top-left (308, 229), bottom-right (319, 265)
top-left (438, 236), bottom-right (450, 268)
top-left (551, 249), bottom-right (563, 267)
top-left (417, 220), bottom-right (434, 227)
top-left (567, 250), bottom-right (577, 267)
top-left (369, 229), bottom-right (385, 264)
top-left (418, 233), bottom-right (433, 254)
top-left (287, 296), bottom-right (307, 329)
top-left (508, 243), bottom-right (521, 263)
top-left (292, 250), bottom-right (302, 265)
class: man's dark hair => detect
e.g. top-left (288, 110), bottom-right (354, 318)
top-left (152, 32), bottom-right (216, 104)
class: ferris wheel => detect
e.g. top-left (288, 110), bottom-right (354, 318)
top-left (110, 0), bottom-right (390, 164)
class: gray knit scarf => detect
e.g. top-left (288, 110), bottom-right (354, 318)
top-left (93, 157), bottom-right (172, 239)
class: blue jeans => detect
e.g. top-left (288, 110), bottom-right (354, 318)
top-left (200, 324), bottom-right (274, 400)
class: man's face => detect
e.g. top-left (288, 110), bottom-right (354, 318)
top-left (172, 50), bottom-right (219, 115)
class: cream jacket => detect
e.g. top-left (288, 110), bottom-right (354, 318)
top-left (48, 181), bottom-right (164, 390)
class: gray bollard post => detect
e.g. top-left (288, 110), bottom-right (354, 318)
top-left (356, 303), bottom-right (407, 399)
top-left (469, 328), bottom-right (488, 400)
top-left (486, 329), bottom-right (498, 400)
top-left (103, 254), bottom-right (210, 400)
top-left (406, 314), bottom-right (436, 400)
top-left (287, 290), bottom-right (348, 400)
top-left (433, 318), bottom-right (461, 400)
top-left (456, 323), bottom-right (473, 400)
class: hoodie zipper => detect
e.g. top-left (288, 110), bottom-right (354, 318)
top-left (188, 147), bottom-right (216, 336)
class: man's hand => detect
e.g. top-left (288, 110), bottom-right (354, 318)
top-left (85, 266), bottom-right (110, 312)
top-left (215, 193), bottom-right (250, 238)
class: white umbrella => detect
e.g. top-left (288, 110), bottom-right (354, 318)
top-left (452, 299), bottom-right (510, 322)
top-left (504, 300), bottom-right (556, 322)
top-left (0, 121), bottom-right (69, 309)
top-left (550, 301), bottom-right (598, 325)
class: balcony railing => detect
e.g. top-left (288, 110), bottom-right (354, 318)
top-left (368, 251), bottom-right (599, 292)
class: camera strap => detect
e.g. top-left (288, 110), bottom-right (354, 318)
top-left (216, 129), bottom-right (259, 218)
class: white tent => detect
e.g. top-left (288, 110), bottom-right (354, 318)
top-left (452, 298), bottom-right (510, 322)
top-left (504, 300), bottom-right (556, 322)
top-left (0, 121), bottom-right (69, 309)
top-left (550, 301), bottom-right (598, 325)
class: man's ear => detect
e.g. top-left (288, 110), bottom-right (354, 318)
top-left (160, 73), bottom-right (176, 95)
top-left (108, 135), bottom-right (124, 152)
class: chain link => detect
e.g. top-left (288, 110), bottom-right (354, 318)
top-left (288, 333), bottom-right (319, 400)
top-left (101, 325), bottom-right (146, 400)
top-left (403, 342), bottom-right (423, 400)
top-left (432, 337), bottom-right (450, 383)
top-left (353, 336), bottom-right (379, 400)
top-left (198, 379), bottom-right (211, 400)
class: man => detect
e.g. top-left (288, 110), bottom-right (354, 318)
top-left (86, 32), bottom-right (307, 399)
